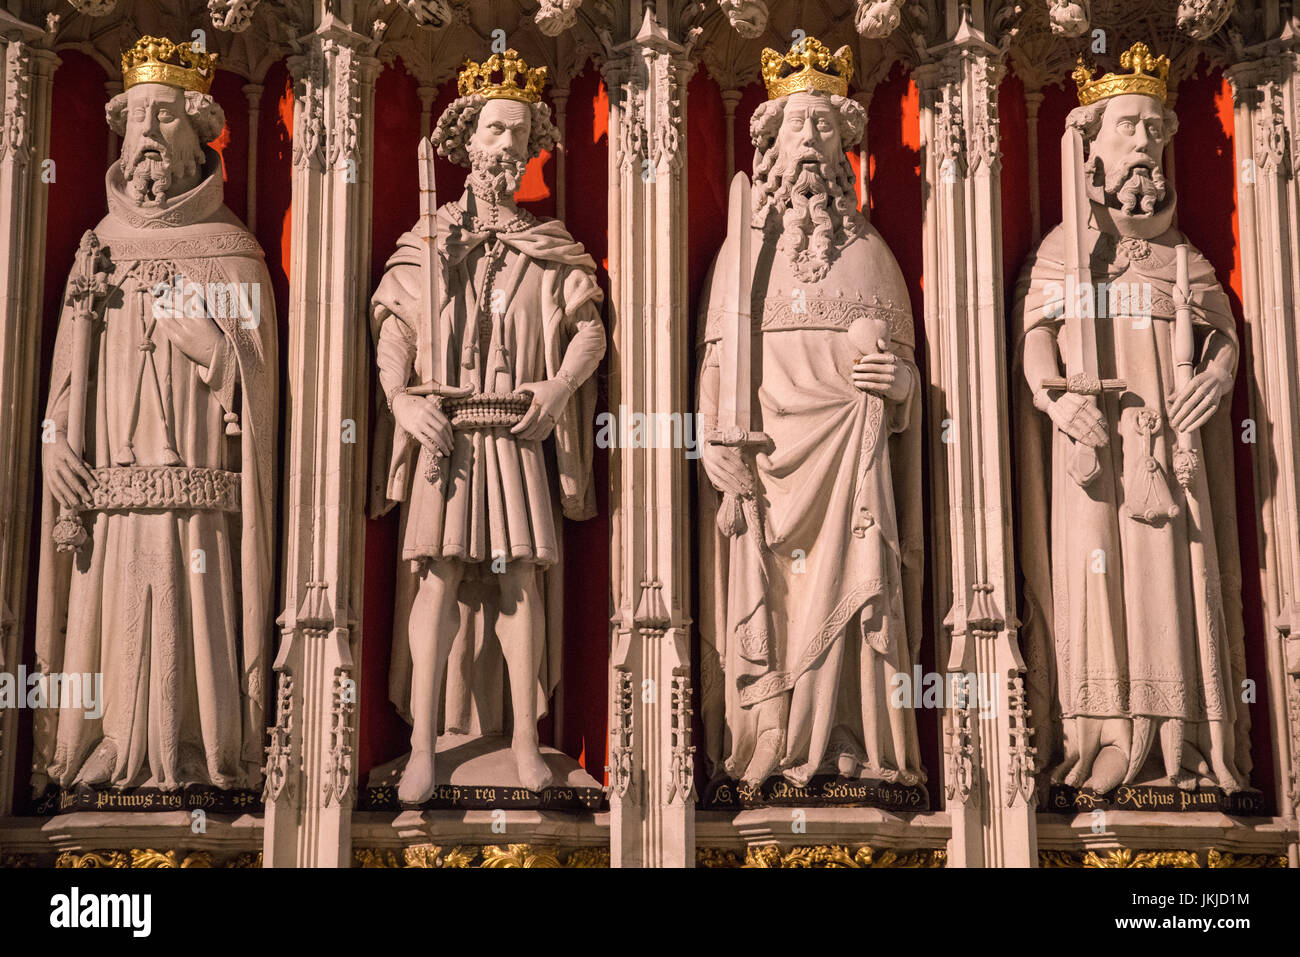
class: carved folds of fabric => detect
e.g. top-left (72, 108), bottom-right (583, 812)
top-left (87, 466), bottom-right (241, 513)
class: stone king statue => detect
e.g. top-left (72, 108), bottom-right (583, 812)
top-left (32, 37), bottom-right (277, 796)
top-left (696, 38), bottom-right (926, 791)
top-left (1013, 43), bottom-right (1251, 795)
top-left (371, 50), bottom-right (605, 802)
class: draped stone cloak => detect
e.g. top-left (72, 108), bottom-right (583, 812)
top-left (697, 215), bottom-right (926, 786)
top-left (1011, 205), bottom-right (1251, 782)
top-left (370, 198), bottom-right (604, 731)
top-left (32, 149), bottom-right (277, 792)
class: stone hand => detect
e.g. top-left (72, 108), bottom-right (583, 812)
top-left (513, 379), bottom-right (569, 441)
top-left (394, 392), bottom-right (452, 456)
top-left (1168, 368), bottom-right (1229, 435)
top-left (43, 436), bottom-right (97, 508)
top-left (701, 440), bottom-right (754, 498)
top-left (1047, 392), bottom-right (1109, 447)
top-left (155, 310), bottom-right (224, 368)
top-left (852, 339), bottom-right (910, 401)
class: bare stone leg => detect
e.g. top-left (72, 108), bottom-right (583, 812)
top-left (1207, 720), bottom-right (1243, 794)
top-left (496, 562), bottom-right (553, 793)
top-left (399, 559), bottom-right (464, 805)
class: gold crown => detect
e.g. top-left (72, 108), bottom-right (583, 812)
top-left (1073, 41), bottom-right (1169, 107)
top-left (761, 37), bottom-right (853, 100)
top-left (122, 36), bottom-right (217, 94)
top-left (457, 49), bottom-right (546, 104)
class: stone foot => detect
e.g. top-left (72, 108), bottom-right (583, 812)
top-left (514, 746), bottom-right (554, 793)
top-left (74, 741), bottom-right (116, 786)
top-left (1213, 766), bottom-right (1244, 795)
top-left (741, 730), bottom-right (785, 787)
top-left (398, 749), bottom-right (435, 805)
top-left (1169, 770), bottom-right (1197, 791)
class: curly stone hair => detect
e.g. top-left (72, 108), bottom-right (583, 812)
top-left (106, 90), bottom-right (227, 143)
top-left (431, 94), bottom-right (560, 167)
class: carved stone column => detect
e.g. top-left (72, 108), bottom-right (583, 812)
top-left (1226, 51), bottom-right (1300, 863)
top-left (0, 15), bottom-right (56, 817)
top-left (242, 83), bottom-right (263, 233)
top-left (263, 16), bottom-right (378, 868)
top-left (916, 31), bottom-right (1036, 867)
top-left (603, 9), bottom-right (697, 868)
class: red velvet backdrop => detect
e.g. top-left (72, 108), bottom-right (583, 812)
top-left (358, 60), bottom-right (611, 782)
top-left (18, 49), bottom-right (1274, 810)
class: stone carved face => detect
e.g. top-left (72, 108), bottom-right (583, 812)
top-left (466, 98), bottom-right (532, 202)
top-left (773, 92), bottom-right (845, 168)
top-left (1086, 93), bottom-right (1171, 216)
top-left (117, 83), bottom-right (206, 206)
top-left (750, 91), bottom-right (864, 282)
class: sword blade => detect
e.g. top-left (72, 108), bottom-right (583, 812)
top-left (719, 171), bottom-right (752, 433)
top-left (416, 136), bottom-right (443, 386)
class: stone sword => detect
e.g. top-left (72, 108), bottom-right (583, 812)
top-left (412, 135), bottom-right (471, 483)
top-left (1042, 122), bottom-right (1126, 488)
top-left (708, 171), bottom-right (770, 537)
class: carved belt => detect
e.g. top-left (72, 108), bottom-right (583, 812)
top-left (85, 466), bottom-right (241, 513)
top-left (442, 392), bottom-right (532, 430)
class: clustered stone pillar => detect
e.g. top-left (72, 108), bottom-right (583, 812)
top-left (604, 9), bottom-right (697, 869)
top-left (263, 20), bottom-right (378, 869)
top-left (917, 34), bottom-right (1037, 867)
top-left (0, 16), bottom-right (56, 820)
top-left (1227, 52), bottom-right (1300, 866)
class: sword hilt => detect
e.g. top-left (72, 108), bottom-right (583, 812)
top-left (1040, 373), bottom-right (1127, 396)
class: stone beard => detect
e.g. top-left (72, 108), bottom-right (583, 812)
top-left (32, 82), bottom-right (277, 794)
top-left (697, 91), bottom-right (926, 790)
top-left (1013, 93), bottom-right (1251, 795)
top-left (371, 93), bottom-right (605, 800)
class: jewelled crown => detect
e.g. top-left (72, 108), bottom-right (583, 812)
top-left (1073, 41), bottom-right (1169, 107)
top-left (457, 49), bottom-right (547, 104)
top-left (122, 36), bottom-right (217, 94)
top-left (761, 37), bottom-right (853, 100)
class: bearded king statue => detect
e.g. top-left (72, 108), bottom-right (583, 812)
top-left (696, 38), bottom-right (926, 796)
top-left (370, 50), bottom-right (605, 803)
top-left (32, 37), bottom-right (277, 799)
top-left (1013, 43), bottom-right (1252, 798)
